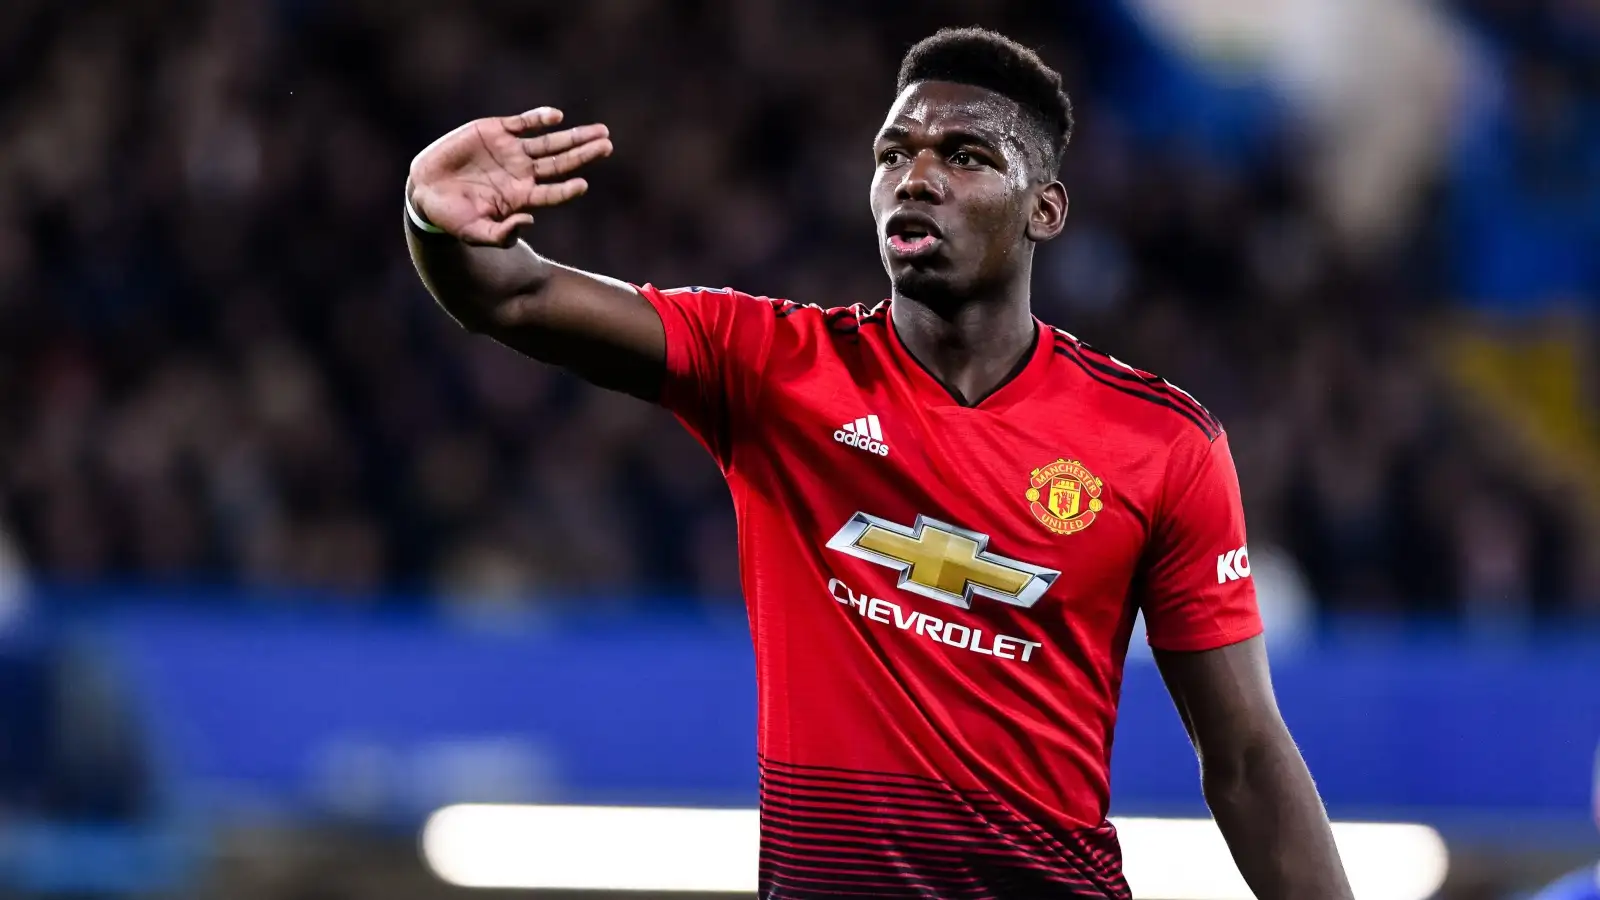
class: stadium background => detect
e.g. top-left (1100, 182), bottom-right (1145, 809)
top-left (0, 0), bottom-right (1598, 897)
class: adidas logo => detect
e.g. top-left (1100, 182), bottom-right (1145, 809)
top-left (834, 415), bottom-right (890, 457)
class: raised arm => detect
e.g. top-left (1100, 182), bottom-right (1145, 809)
top-left (1153, 638), bottom-right (1353, 900)
top-left (405, 107), bottom-right (665, 400)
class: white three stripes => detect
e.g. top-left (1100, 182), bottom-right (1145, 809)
top-left (841, 415), bottom-right (883, 441)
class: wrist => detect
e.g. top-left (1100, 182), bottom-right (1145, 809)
top-left (404, 183), bottom-right (446, 235)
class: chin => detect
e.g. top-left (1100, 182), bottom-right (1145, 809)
top-left (890, 265), bottom-right (967, 308)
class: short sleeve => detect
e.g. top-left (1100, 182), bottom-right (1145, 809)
top-left (636, 284), bottom-right (780, 468)
top-left (1137, 432), bottom-right (1264, 652)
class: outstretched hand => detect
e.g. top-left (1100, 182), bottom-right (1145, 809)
top-left (407, 107), bottom-right (613, 247)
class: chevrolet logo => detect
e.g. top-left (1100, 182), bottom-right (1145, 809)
top-left (826, 512), bottom-right (1060, 610)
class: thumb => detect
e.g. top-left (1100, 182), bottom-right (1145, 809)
top-left (488, 213), bottom-right (535, 247)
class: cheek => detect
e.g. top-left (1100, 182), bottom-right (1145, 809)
top-left (967, 195), bottom-right (1025, 248)
top-left (868, 169), bottom-right (893, 211)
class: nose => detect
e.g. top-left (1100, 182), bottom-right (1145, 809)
top-left (895, 149), bottom-right (946, 204)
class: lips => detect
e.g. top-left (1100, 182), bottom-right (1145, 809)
top-left (884, 209), bottom-right (943, 258)
top-left (888, 233), bottom-right (938, 255)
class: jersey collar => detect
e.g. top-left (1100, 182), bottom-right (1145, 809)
top-left (888, 308), bottom-right (1053, 412)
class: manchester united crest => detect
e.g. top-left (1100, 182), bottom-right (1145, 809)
top-left (1025, 459), bottom-right (1104, 536)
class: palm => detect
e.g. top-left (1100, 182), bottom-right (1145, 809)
top-left (409, 107), bottom-right (613, 246)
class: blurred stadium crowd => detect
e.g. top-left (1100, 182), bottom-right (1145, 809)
top-left (1, 0), bottom-right (1598, 621)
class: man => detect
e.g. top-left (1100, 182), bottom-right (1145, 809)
top-left (1530, 742), bottom-right (1600, 900)
top-left (404, 26), bottom-right (1352, 899)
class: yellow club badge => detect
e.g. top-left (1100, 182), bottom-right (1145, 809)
top-left (1026, 459), bottom-right (1104, 536)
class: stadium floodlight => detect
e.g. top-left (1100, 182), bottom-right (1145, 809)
top-left (1115, 816), bottom-right (1449, 900)
top-left (422, 804), bottom-right (1449, 900)
top-left (422, 804), bottom-right (759, 892)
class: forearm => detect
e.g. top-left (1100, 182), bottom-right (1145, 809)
top-left (404, 190), bottom-right (554, 335)
top-left (400, 195), bottom-right (665, 398)
top-left (401, 114), bottom-right (663, 397)
top-left (1203, 730), bottom-right (1353, 900)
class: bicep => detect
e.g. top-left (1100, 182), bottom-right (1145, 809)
top-left (1152, 636), bottom-right (1285, 758)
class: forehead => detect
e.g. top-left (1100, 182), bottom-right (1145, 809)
top-left (878, 81), bottom-right (1026, 146)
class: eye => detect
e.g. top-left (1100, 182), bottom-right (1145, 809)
top-left (879, 148), bottom-right (907, 166)
top-left (951, 149), bottom-right (978, 167)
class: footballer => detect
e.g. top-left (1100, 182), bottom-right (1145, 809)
top-left (404, 26), bottom-right (1353, 899)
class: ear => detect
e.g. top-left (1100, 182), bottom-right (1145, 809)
top-left (1026, 181), bottom-right (1068, 243)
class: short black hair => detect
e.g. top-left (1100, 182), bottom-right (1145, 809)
top-left (896, 27), bottom-right (1074, 177)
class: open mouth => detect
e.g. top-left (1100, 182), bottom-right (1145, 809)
top-left (887, 232), bottom-right (939, 255)
top-left (885, 212), bottom-right (943, 258)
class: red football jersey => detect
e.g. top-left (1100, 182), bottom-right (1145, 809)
top-left (639, 284), bottom-right (1263, 899)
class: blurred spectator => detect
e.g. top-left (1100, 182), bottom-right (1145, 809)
top-left (0, 0), bottom-right (1593, 621)
top-left (0, 522), bottom-right (27, 631)
top-left (1448, 0), bottom-right (1600, 311)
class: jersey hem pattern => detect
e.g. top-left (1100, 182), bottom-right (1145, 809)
top-left (758, 757), bottom-right (1132, 900)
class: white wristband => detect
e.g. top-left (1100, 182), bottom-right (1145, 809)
top-left (405, 191), bottom-right (446, 234)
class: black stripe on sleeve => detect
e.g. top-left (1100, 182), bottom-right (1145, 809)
top-left (1065, 339), bottom-right (1222, 433)
top-left (1052, 337), bottom-right (1221, 441)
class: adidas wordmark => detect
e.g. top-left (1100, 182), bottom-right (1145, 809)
top-left (835, 415), bottom-right (890, 457)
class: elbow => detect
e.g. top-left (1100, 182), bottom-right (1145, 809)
top-left (1200, 747), bottom-right (1258, 811)
top-left (478, 284), bottom-right (555, 337)
top-left (1199, 731), bottom-right (1286, 811)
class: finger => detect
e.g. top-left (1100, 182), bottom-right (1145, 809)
top-left (501, 107), bottom-right (563, 134)
top-left (531, 138), bottom-right (613, 180)
top-left (521, 124), bottom-right (609, 159)
top-left (526, 177), bottom-right (589, 207)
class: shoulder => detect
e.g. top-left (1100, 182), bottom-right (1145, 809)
top-left (770, 297), bottom-right (892, 337)
top-left (646, 286), bottom-right (888, 335)
top-left (731, 294), bottom-right (895, 354)
top-left (645, 285), bottom-right (791, 315)
top-left (1047, 326), bottom-right (1224, 445)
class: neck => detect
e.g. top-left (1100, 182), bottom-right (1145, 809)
top-left (890, 276), bottom-right (1036, 406)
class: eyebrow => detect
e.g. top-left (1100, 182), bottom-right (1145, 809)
top-left (875, 124), bottom-right (911, 143)
top-left (940, 129), bottom-right (1005, 154)
top-left (874, 124), bottom-right (1006, 154)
